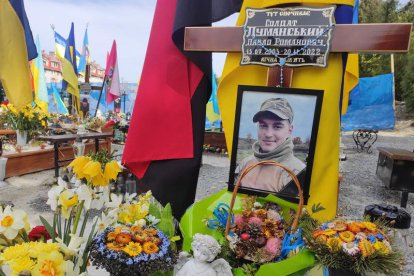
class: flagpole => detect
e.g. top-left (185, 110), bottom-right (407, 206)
top-left (94, 75), bottom-right (107, 117)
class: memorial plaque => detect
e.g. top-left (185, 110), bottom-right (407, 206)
top-left (241, 6), bottom-right (335, 67)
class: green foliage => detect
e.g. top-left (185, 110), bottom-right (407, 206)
top-left (149, 202), bottom-right (175, 239)
top-left (358, 0), bottom-right (414, 110)
top-left (149, 202), bottom-right (162, 219)
top-left (311, 203), bottom-right (326, 214)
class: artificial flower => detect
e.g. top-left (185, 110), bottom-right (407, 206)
top-left (58, 189), bottom-right (79, 219)
top-left (323, 229), bottom-right (337, 236)
top-left (264, 238), bottom-right (282, 255)
top-left (363, 222), bottom-right (377, 232)
top-left (28, 226), bottom-right (51, 242)
top-left (355, 232), bottom-right (367, 241)
top-left (0, 206), bottom-right (27, 240)
top-left (373, 241), bottom-right (390, 255)
top-left (142, 241), bottom-right (159, 254)
top-left (248, 216), bottom-right (263, 226)
top-left (326, 237), bottom-right (342, 251)
top-left (115, 232), bottom-right (132, 245)
top-left (333, 221), bottom-right (347, 231)
top-left (106, 242), bottom-right (124, 252)
top-left (255, 209), bottom-right (267, 220)
top-left (342, 242), bottom-right (360, 256)
top-left (32, 250), bottom-right (66, 276)
top-left (144, 228), bottom-right (157, 236)
top-left (339, 231), bottom-right (355, 243)
top-left (123, 242), bottom-right (143, 256)
top-left (359, 239), bottom-right (375, 257)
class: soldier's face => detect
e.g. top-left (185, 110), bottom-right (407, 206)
top-left (257, 118), bottom-right (292, 152)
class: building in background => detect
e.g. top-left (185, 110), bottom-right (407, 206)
top-left (42, 51), bottom-right (104, 83)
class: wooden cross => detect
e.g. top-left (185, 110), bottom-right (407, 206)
top-left (184, 23), bottom-right (412, 87)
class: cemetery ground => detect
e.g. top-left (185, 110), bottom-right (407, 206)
top-left (1, 123), bottom-right (414, 275)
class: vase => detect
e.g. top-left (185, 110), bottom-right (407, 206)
top-left (16, 130), bottom-right (28, 146)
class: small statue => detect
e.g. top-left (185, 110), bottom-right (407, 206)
top-left (174, 233), bottom-right (232, 276)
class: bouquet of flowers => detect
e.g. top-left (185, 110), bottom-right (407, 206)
top-left (227, 202), bottom-right (286, 263)
top-left (304, 219), bottom-right (402, 275)
top-left (84, 117), bottom-right (107, 132)
top-left (89, 225), bottom-right (176, 276)
top-left (0, 104), bottom-right (48, 135)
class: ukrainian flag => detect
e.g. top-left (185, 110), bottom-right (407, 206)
top-left (78, 27), bottom-right (90, 76)
top-left (31, 35), bottom-right (49, 113)
top-left (61, 23), bottom-right (80, 99)
top-left (53, 30), bottom-right (67, 59)
top-left (0, 0), bottom-right (37, 109)
top-left (51, 82), bottom-right (68, 114)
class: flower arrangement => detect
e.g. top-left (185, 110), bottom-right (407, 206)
top-left (228, 202), bottom-right (286, 263)
top-left (304, 219), bottom-right (402, 275)
top-left (89, 225), bottom-right (176, 275)
top-left (0, 103), bottom-right (48, 132)
top-left (0, 241), bottom-right (83, 276)
top-left (84, 117), bottom-right (107, 132)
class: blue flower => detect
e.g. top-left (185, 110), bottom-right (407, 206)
top-left (377, 232), bottom-right (385, 241)
top-left (367, 234), bottom-right (377, 243)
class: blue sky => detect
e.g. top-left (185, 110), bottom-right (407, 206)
top-left (25, 0), bottom-right (237, 83)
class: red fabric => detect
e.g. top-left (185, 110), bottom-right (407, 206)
top-left (122, 0), bottom-right (203, 178)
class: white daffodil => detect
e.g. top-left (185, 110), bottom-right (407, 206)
top-left (58, 189), bottom-right (79, 219)
top-left (64, 259), bottom-right (83, 276)
top-left (90, 186), bottom-right (109, 210)
top-left (76, 184), bottom-right (93, 210)
top-left (124, 192), bottom-right (137, 203)
top-left (146, 215), bottom-right (160, 225)
top-left (56, 234), bottom-right (84, 257)
top-left (96, 212), bottom-right (117, 233)
top-left (105, 193), bottom-right (123, 209)
top-left (0, 206), bottom-right (27, 240)
top-left (46, 178), bottom-right (67, 211)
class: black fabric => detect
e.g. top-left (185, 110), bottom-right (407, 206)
top-left (139, 0), bottom-right (241, 220)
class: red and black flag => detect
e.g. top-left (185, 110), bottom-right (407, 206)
top-left (123, 0), bottom-right (241, 218)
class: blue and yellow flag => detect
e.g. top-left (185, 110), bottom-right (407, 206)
top-left (61, 22), bottom-right (79, 98)
top-left (31, 35), bottom-right (48, 113)
top-left (78, 27), bottom-right (91, 76)
top-left (51, 82), bottom-right (68, 114)
top-left (0, 0), bottom-right (37, 109)
top-left (206, 71), bottom-right (220, 125)
top-left (53, 30), bottom-right (66, 59)
top-left (342, 0), bottom-right (360, 114)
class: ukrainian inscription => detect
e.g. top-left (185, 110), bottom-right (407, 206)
top-left (241, 6), bottom-right (335, 67)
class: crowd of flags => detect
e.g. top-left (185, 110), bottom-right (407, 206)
top-left (0, 0), bottom-right (221, 129)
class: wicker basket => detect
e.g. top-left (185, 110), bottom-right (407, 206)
top-left (224, 160), bottom-right (304, 262)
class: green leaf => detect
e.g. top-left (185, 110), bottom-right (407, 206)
top-left (149, 202), bottom-right (162, 219)
top-left (39, 215), bottom-right (56, 241)
top-left (311, 203), bottom-right (325, 214)
top-left (158, 203), bottom-right (174, 238)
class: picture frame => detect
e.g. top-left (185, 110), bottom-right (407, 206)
top-left (228, 85), bottom-right (323, 203)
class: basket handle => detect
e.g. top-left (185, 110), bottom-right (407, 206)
top-left (225, 160), bottom-right (304, 236)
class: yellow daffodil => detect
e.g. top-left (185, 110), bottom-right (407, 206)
top-left (103, 160), bottom-right (122, 183)
top-left (1, 243), bottom-right (30, 262)
top-left (32, 250), bottom-right (65, 276)
top-left (29, 242), bottom-right (60, 258)
top-left (8, 255), bottom-right (35, 275)
top-left (58, 190), bottom-right (79, 219)
top-left (0, 206), bottom-right (27, 240)
top-left (68, 156), bottom-right (91, 179)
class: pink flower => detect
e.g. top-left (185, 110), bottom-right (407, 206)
top-left (265, 238), bottom-right (282, 255)
top-left (234, 215), bottom-right (244, 226)
top-left (248, 216), bottom-right (263, 226)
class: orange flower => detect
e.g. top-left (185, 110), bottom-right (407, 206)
top-left (255, 209), bottom-right (267, 220)
top-left (130, 225), bottom-right (142, 232)
top-left (313, 229), bottom-right (325, 238)
top-left (359, 240), bottom-right (375, 257)
top-left (339, 231), bottom-right (355, 242)
top-left (106, 242), bottom-right (124, 251)
top-left (142, 242), bottom-right (159, 254)
top-left (333, 221), bottom-right (347, 231)
top-left (144, 228), bottom-right (157, 236)
top-left (315, 235), bottom-right (328, 244)
top-left (107, 232), bottom-right (117, 242)
top-left (133, 231), bottom-right (149, 243)
top-left (347, 222), bottom-right (362, 233)
top-left (115, 233), bottom-right (132, 245)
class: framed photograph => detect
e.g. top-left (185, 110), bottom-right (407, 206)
top-left (228, 85), bottom-right (323, 203)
